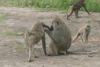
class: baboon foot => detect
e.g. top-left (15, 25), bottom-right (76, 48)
top-left (47, 53), bottom-right (58, 56)
top-left (89, 13), bottom-right (91, 15)
top-left (34, 56), bottom-right (39, 58)
top-left (67, 18), bottom-right (70, 20)
top-left (58, 53), bottom-right (65, 55)
top-left (28, 59), bottom-right (33, 62)
top-left (76, 16), bottom-right (81, 18)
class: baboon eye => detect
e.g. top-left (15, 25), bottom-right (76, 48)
top-left (56, 21), bottom-right (59, 25)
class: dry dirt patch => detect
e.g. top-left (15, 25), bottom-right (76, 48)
top-left (0, 7), bottom-right (100, 67)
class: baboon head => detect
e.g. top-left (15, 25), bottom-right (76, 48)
top-left (49, 17), bottom-right (65, 31)
top-left (85, 24), bottom-right (90, 31)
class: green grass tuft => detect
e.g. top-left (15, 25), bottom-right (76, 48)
top-left (5, 30), bottom-right (19, 36)
top-left (16, 45), bottom-right (25, 50)
top-left (0, 0), bottom-right (100, 12)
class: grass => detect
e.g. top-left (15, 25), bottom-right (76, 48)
top-left (0, 13), bottom-right (10, 22)
top-left (0, 0), bottom-right (100, 12)
top-left (0, 13), bottom-right (25, 51)
top-left (5, 30), bottom-right (19, 36)
top-left (15, 45), bottom-right (25, 50)
top-left (0, 30), bottom-right (19, 36)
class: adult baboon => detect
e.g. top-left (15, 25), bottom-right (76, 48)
top-left (73, 24), bottom-right (91, 43)
top-left (24, 21), bottom-right (49, 62)
top-left (67, 0), bottom-right (90, 20)
top-left (45, 17), bottom-right (72, 56)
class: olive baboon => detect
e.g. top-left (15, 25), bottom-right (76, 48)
top-left (73, 24), bottom-right (91, 43)
top-left (67, 0), bottom-right (90, 20)
top-left (45, 17), bottom-right (72, 56)
top-left (46, 3), bottom-right (50, 8)
top-left (25, 21), bottom-right (49, 62)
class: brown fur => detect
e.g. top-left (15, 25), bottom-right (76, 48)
top-left (73, 24), bottom-right (91, 43)
top-left (45, 17), bottom-right (72, 56)
top-left (67, 0), bottom-right (90, 20)
top-left (24, 21), bottom-right (47, 62)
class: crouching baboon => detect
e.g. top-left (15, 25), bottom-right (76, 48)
top-left (24, 21), bottom-right (49, 62)
top-left (73, 24), bottom-right (91, 43)
top-left (45, 17), bottom-right (72, 56)
top-left (67, 0), bottom-right (90, 20)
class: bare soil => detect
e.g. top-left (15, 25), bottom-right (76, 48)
top-left (0, 7), bottom-right (100, 67)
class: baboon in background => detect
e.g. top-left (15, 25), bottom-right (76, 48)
top-left (67, 0), bottom-right (90, 20)
top-left (25, 21), bottom-right (49, 62)
top-left (73, 24), bottom-right (91, 43)
top-left (45, 17), bottom-right (72, 56)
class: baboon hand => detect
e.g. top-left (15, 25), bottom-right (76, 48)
top-left (44, 28), bottom-right (47, 32)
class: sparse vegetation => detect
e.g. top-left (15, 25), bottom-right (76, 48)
top-left (5, 30), bottom-right (19, 36)
top-left (0, 0), bottom-right (100, 12)
top-left (15, 45), bottom-right (25, 50)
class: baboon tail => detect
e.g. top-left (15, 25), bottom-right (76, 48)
top-left (25, 31), bottom-right (30, 52)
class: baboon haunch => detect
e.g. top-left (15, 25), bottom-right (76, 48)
top-left (45, 17), bottom-right (72, 56)
top-left (67, 0), bottom-right (90, 20)
top-left (25, 21), bottom-right (49, 62)
top-left (73, 24), bottom-right (91, 43)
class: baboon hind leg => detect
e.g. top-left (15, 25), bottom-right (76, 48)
top-left (47, 42), bottom-right (58, 56)
top-left (28, 44), bottom-right (34, 62)
top-left (73, 33), bottom-right (80, 43)
top-left (83, 5), bottom-right (90, 15)
top-left (67, 8), bottom-right (74, 20)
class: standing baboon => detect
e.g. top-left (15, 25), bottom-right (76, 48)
top-left (45, 17), bottom-right (72, 56)
top-left (25, 21), bottom-right (49, 62)
top-left (67, 0), bottom-right (90, 20)
top-left (73, 24), bottom-right (91, 43)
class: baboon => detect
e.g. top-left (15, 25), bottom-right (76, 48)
top-left (67, 0), bottom-right (90, 20)
top-left (45, 17), bottom-right (72, 56)
top-left (73, 24), bottom-right (91, 43)
top-left (46, 3), bottom-right (50, 8)
top-left (24, 21), bottom-right (49, 62)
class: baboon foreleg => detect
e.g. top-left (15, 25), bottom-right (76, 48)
top-left (83, 5), bottom-right (90, 15)
top-left (67, 9), bottom-right (74, 20)
top-left (80, 35), bottom-right (83, 41)
top-left (28, 45), bottom-right (34, 62)
top-left (86, 35), bottom-right (89, 43)
top-left (76, 9), bottom-right (80, 18)
top-left (83, 31), bottom-right (87, 42)
top-left (45, 28), bottom-right (55, 42)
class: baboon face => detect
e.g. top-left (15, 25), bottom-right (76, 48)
top-left (50, 21), bottom-right (61, 31)
top-left (86, 25), bottom-right (90, 31)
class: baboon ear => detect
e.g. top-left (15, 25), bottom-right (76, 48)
top-left (56, 21), bottom-right (59, 25)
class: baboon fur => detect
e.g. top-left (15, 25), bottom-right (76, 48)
top-left (73, 24), bottom-right (91, 43)
top-left (45, 17), bottom-right (72, 56)
top-left (67, 0), bottom-right (90, 20)
top-left (25, 21), bottom-right (48, 62)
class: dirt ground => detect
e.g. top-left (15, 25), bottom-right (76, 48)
top-left (0, 7), bottom-right (100, 67)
